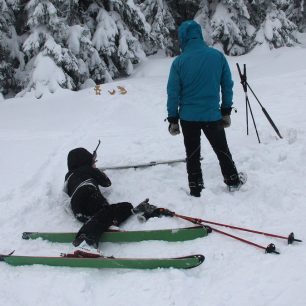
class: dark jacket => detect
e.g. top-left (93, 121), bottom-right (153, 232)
top-left (64, 148), bottom-right (111, 198)
top-left (167, 20), bottom-right (233, 122)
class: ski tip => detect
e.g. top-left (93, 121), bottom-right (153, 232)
top-left (22, 232), bottom-right (32, 240)
top-left (196, 254), bottom-right (205, 264)
top-left (0, 251), bottom-right (15, 261)
top-left (203, 225), bottom-right (212, 234)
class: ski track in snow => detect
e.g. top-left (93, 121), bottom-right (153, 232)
top-left (1, 45), bottom-right (306, 306)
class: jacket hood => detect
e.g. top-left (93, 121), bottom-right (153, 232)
top-left (67, 148), bottom-right (93, 171)
top-left (178, 20), bottom-right (204, 51)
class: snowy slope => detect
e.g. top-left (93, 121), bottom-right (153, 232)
top-left (1, 43), bottom-right (306, 306)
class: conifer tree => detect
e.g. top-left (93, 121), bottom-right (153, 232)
top-left (1, 0), bottom-right (305, 97)
top-left (138, 0), bottom-right (177, 55)
top-left (209, 0), bottom-right (256, 55)
top-left (255, 0), bottom-right (297, 49)
top-left (20, 0), bottom-right (79, 97)
top-left (285, 0), bottom-right (306, 31)
top-left (0, 0), bottom-right (22, 96)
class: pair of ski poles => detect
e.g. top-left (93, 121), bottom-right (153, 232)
top-left (147, 208), bottom-right (302, 254)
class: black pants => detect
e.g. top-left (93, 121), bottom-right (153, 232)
top-left (71, 186), bottom-right (133, 247)
top-left (180, 120), bottom-right (239, 188)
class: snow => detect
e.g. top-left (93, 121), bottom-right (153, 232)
top-left (68, 25), bottom-right (83, 55)
top-left (1, 43), bottom-right (306, 305)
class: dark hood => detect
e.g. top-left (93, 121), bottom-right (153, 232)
top-left (178, 20), bottom-right (204, 51)
top-left (67, 148), bottom-right (93, 171)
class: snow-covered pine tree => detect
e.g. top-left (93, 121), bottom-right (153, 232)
top-left (255, 0), bottom-right (298, 49)
top-left (86, 0), bottom-right (149, 78)
top-left (20, 0), bottom-right (79, 98)
top-left (194, 0), bottom-right (213, 46)
top-left (208, 0), bottom-right (256, 55)
top-left (2, 0), bottom-right (304, 97)
top-left (285, 0), bottom-right (306, 31)
top-left (59, 1), bottom-right (112, 86)
top-left (167, 0), bottom-right (201, 23)
top-left (0, 0), bottom-right (23, 96)
top-left (137, 0), bottom-right (177, 55)
top-left (110, 10), bottom-right (146, 76)
top-left (107, 0), bottom-right (150, 74)
top-left (88, 3), bottom-right (118, 80)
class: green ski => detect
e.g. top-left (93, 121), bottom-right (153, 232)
top-left (0, 252), bottom-right (204, 269)
top-left (22, 226), bottom-right (209, 243)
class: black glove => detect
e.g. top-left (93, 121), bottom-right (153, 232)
top-left (167, 117), bottom-right (180, 136)
top-left (221, 107), bottom-right (232, 128)
top-left (222, 115), bottom-right (231, 128)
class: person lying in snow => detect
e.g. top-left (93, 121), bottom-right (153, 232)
top-left (64, 147), bottom-right (155, 257)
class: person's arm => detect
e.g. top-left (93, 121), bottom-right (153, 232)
top-left (92, 168), bottom-right (111, 187)
top-left (167, 59), bottom-right (181, 120)
top-left (220, 55), bottom-right (234, 115)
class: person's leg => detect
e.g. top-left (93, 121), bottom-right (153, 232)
top-left (71, 187), bottom-right (109, 222)
top-left (73, 202), bottom-right (133, 247)
top-left (202, 121), bottom-right (240, 186)
top-left (180, 120), bottom-right (204, 197)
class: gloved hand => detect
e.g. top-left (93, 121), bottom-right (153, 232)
top-left (221, 107), bottom-right (233, 128)
top-left (167, 117), bottom-right (180, 136)
top-left (169, 123), bottom-right (180, 135)
top-left (222, 115), bottom-right (231, 128)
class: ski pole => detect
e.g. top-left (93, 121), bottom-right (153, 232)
top-left (236, 63), bottom-right (283, 140)
top-left (92, 139), bottom-right (101, 162)
top-left (174, 213), bottom-right (302, 245)
top-left (246, 82), bottom-right (283, 139)
top-left (172, 212), bottom-right (279, 254)
top-left (210, 226), bottom-right (279, 254)
top-left (93, 139), bottom-right (101, 156)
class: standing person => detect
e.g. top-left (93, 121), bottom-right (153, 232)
top-left (64, 147), bottom-right (153, 257)
top-left (166, 20), bottom-right (246, 197)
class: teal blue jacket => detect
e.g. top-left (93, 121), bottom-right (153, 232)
top-left (167, 20), bottom-right (233, 122)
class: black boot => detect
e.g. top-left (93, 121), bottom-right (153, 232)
top-left (73, 233), bottom-right (99, 249)
top-left (188, 172), bottom-right (204, 197)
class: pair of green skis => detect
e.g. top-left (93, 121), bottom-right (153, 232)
top-left (1, 226), bottom-right (209, 270)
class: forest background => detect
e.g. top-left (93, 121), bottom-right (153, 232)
top-left (0, 0), bottom-right (305, 98)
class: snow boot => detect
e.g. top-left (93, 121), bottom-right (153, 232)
top-left (132, 198), bottom-right (157, 215)
top-left (227, 172), bottom-right (247, 192)
top-left (73, 240), bottom-right (103, 258)
top-left (188, 172), bottom-right (204, 197)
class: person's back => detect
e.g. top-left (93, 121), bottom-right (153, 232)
top-left (167, 20), bottom-right (233, 122)
top-left (166, 20), bottom-right (246, 197)
top-left (64, 148), bottom-right (111, 198)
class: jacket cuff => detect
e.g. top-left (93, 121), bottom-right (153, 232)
top-left (167, 117), bottom-right (179, 124)
top-left (221, 107), bottom-right (232, 116)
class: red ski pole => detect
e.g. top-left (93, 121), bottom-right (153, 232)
top-left (174, 213), bottom-right (301, 245)
top-left (173, 212), bottom-right (279, 254)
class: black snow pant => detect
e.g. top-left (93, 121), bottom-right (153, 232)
top-left (180, 120), bottom-right (240, 191)
top-left (71, 186), bottom-right (133, 247)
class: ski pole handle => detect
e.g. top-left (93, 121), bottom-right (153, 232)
top-left (236, 63), bottom-right (247, 92)
top-left (93, 139), bottom-right (101, 159)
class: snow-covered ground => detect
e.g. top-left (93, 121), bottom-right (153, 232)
top-left (1, 41), bottom-right (306, 306)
